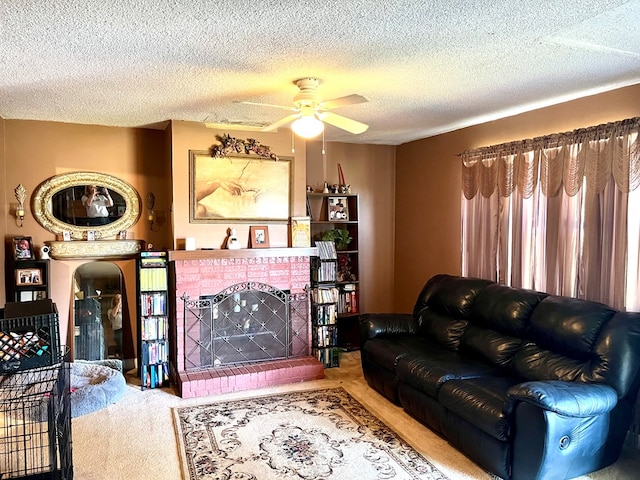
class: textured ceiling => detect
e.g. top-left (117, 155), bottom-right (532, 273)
top-left (1, 0), bottom-right (639, 145)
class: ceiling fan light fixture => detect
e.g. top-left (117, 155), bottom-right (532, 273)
top-left (291, 115), bottom-right (324, 138)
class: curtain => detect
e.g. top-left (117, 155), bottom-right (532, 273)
top-left (461, 117), bottom-right (640, 310)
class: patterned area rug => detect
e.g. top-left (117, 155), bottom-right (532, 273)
top-left (173, 387), bottom-right (450, 480)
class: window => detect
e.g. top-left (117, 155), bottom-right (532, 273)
top-left (462, 119), bottom-right (640, 311)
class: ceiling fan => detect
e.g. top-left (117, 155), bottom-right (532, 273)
top-left (241, 78), bottom-right (369, 138)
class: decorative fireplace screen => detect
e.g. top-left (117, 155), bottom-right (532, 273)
top-left (182, 282), bottom-right (310, 371)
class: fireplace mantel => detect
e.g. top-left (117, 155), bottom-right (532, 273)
top-left (168, 247), bottom-right (317, 261)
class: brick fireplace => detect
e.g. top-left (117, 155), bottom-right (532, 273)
top-left (168, 248), bottom-right (324, 398)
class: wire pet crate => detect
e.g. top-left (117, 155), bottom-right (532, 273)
top-left (0, 300), bottom-right (61, 374)
top-left (0, 356), bottom-right (73, 479)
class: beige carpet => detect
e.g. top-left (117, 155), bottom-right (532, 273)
top-left (72, 351), bottom-right (640, 480)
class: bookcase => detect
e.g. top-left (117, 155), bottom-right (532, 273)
top-left (6, 258), bottom-right (50, 303)
top-left (137, 251), bottom-right (170, 389)
top-left (307, 193), bottom-right (360, 351)
top-left (310, 241), bottom-right (340, 368)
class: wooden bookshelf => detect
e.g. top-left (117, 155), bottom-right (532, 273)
top-left (307, 193), bottom-right (360, 351)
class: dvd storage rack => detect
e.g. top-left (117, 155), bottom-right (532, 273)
top-left (137, 251), bottom-right (170, 389)
top-left (310, 241), bottom-right (340, 368)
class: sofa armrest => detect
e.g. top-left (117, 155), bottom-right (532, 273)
top-left (507, 381), bottom-right (620, 479)
top-left (506, 380), bottom-right (618, 417)
top-left (359, 313), bottom-right (417, 342)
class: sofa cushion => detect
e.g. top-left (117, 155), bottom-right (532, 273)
top-left (439, 377), bottom-right (523, 441)
top-left (528, 296), bottom-right (615, 360)
top-left (513, 343), bottom-right (592, 382)
top-left (460, 325), bottom-right (522, 368)
top-left (396, 349), bottom-right (502, 398)
top-left (417, 309), bottom-right (468, 351)
top-left (413, 274), bottom-right (494, 318)
top-left (361, 336), bottom-right (431, 371)
top-left (471, 283), bottom-right (546, 335)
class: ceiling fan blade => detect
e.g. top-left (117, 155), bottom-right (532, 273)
top-left (239, 101), bottom-right (297, 112)
top-left (318, 94), bottom-right (368, 110)
top-left (318, 112), bottom-right (369, 134)
top-left (261, 113), bottom-right (301, 131)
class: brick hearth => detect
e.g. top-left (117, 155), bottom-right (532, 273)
top-left (168, 248), bottom-right (324, 398)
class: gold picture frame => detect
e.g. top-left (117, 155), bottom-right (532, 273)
top-left (190, 150), bottom-right (292, 223)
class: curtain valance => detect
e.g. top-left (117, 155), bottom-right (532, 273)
top-left (462, 117), bottom-right (640, 199)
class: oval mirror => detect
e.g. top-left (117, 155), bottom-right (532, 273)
top-left (33, 172), bottom-right (141, 240)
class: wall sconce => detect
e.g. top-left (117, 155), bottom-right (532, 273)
top-left (146, 192), bottom-right (159, 231)
top-left (14, 184), bottom-right (27, 227)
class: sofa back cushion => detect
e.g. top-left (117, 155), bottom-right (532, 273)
top-left (414, 275), bottom-right (494, 350)
top-left (456, 284), bottom-right (545, 368)
top-left (418, 310), bottom-right (468, 350)
top-left (528, 296), bottom-right (614, 359)
top-left (413, 274), bottom-right (494, 318)
top-left (514, 297), bottom-right (640, 398)
top-left (470, 284), bottom-right (547, 336)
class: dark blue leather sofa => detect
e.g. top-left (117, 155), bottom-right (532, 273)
top-left (360, 274), bottom-right (640, 479)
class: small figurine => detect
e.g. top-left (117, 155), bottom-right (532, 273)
top-left (323, 182), bottom-right (330, 193)
top-left (227, 228), bottom-right (241, 249)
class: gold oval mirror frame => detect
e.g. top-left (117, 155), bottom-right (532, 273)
top-left (32, 171), bottom-right (141, 240)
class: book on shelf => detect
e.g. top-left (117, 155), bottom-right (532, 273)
top-left (306, 196), bottom-right (313, 220)
top-left (312, 286), bottom-right (339, 304)
top-left (313, 303), bottom-right (337, 324)
top-left (313, 347), bottom-right (340, 367)
top-left (141, 316), bottom-right (168, 341)
top-left (141, 292), bottom-right (166, 316)
top-left (142, 361), bottom-right (168, 389)
top-left (140, 268), bottom-right (168, 291)
top-left (338, 290), bottom-right (358, 314)
top-left (315, 241), bottom-right (337, 259)
top-left (142, 340), bottom-right (168, 366)
top-left (314, 325), bottom-right (338, 347)
top-left (312, 259), bottom-right (337, 282)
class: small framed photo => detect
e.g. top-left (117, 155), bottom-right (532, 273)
top-left (62, 231), bottom-right (71, 242)
top-left (13, 236), bottom-right (35, 260)
top-left (87, 230), bottom-right (96, 241)
top-left (34, 290), bottom-right (47, 300)
top-left (328, 197), bottom-right (349, 221)
top-left (16, 268), bottom-right (43, 286)
top-left (119, 230), bottom-right (127, 240)
top-left (19, 291), bottom-right (33, 302)
top-left (250, 226), bottom-right (270, 249)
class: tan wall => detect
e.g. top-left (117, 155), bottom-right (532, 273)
top-left (394, 83), bottom-right (640, 312)
top-left (170, 121), bottom-right (308, 250)
top-left (306, 141), bottom-right (396, 313)
top-left (4, 83), bottom-right (637, 347)
top-left (0, 117), bottom-right (5, 306)
top-left (1, 120), bottom-right (172, 347)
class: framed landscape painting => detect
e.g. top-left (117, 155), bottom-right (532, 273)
top-left (190, 151), bottom-right (292, 223)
